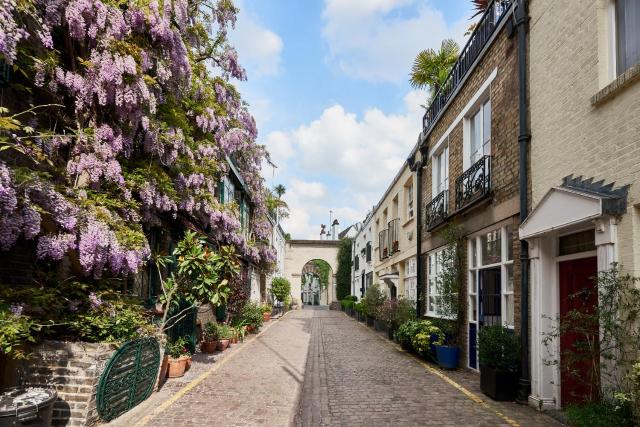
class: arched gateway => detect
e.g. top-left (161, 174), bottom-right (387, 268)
top-left (283, 240), bottom-right (340, 306)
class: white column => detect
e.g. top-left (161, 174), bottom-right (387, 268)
top-left (595, 217), bottom-right (618, 272)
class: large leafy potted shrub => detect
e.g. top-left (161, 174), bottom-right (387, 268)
top-left (378, 298), bottom-right (416, 340)
top-left (363, 284), bottom-right (385, 328)
top-left (261, 304), bottom-right (272, 322)
top-left (410, 320), bottom-right (445, 362)
top-left (238, 302), bottom-right (263, 333)
top-left (478, 325), bottom-right (520, 401)
top-left (432, 225), bottom-right (465, 369)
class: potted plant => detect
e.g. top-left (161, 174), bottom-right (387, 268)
top-left (363, 284), bottom-right (385, 328)
top-left (378, 298), bottom-right (416, 340)
top-left (166, 337), bottom-right (191, 378)
top-left (410, 320), bottom-right (445, 362)
top-left (200, 321), bottom-right (218, 353)
top-left (239, 301), bottom-right (263, 333)
top-left (217, 324), bottom-right (232, 351)
top-left (432, 225), bottom-right (465, 369)
top-left (478, 325), bottom-right (521, 401)
top-left (261, 304), bottom-right (272, 322)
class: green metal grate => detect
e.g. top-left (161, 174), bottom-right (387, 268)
top-left (96, 337), bottom-right (160, 421)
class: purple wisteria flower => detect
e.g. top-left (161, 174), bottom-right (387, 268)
top-left (9, 303), bottom-right (24, 317)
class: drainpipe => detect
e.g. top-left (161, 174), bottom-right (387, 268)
top-left (515, 0), bottom-right (531, 403)
top-left (408, 144), bottom-right (428, 316)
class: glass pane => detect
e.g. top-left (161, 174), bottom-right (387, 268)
top-left (469, 296), bottom-right (477, 322)
top-left (481, 229), bottom-right (502, 265)
top-left (471, 111), bottom-right (482, 163)
top-left (428, 296), bottom-right (435, 313)
top-left (558, 229), bottom-right (596, 256)
top-left (483, 100), bottom-right (491, 145)
top-left (506, 225), bottom-right (513, 261)
top-left (505, 294), bottom-right (514, 328)
top-left (616, 0), bottom-right (640, 74)
top-left (505, 264), bottom-right (514, 293)
top-left (471, 240), bottom-right (477, 267)
top-left (469, 272), bottom-right (477, 294)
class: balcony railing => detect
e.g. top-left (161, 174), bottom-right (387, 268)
top-left (388, 218), bottom-right (400, 254)
top-left (425, 190), bottom-right (449, 231)
top-left (455, 156), bottom-right (491, 211)
top-left (379, 229), bottom-right (389, 261)
top-left (422, 0), bottom-right (513, 134)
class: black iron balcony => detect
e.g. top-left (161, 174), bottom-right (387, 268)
top-left (422, 0), bottom-right (513, 134)
top-left (425, 190), bottom-right (449, 231)
top-left (455, 155), bottom-right (491, 211)
top-left (387, 218), bottom-right (400, 255)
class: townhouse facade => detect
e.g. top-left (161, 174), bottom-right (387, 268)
top-left (351, 219), bottom-right (374, 298)
top-left (521, 0), bottom-right (640, 409)
top-left (411, 0), bottom-right (523, 372)
top-left (373, 163), bottom-right (418, 301)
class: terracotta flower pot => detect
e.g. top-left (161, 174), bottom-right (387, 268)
top-left (167, 356), bottom-right (189, 378)
top-left (185, 356), bottom-right (192, 371)
top-left (159, 355), bottom-right (169, 381)
top-left (200, 340), bottom-right (217, 353)
top-left (217, 339), bottom-right (230, 351)
top-left (263, 312), bottom-right (271, 322)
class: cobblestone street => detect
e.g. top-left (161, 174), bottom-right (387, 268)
top-left (127, 308), bottom-right (560, 426)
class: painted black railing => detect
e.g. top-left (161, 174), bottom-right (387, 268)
top-left (388, 218), bottom-right (400, 254)
top-left (455, 156), bottom-right (491, 211)
top-left (422, 0), bottom-right (513, 134)
top-left (425, 190), bottom-right (449, 231)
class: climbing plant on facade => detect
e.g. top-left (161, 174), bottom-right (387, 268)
top-left (0, 0), bottom-right (275, 280)
top-left (336, 237), bottom-right (352, 300)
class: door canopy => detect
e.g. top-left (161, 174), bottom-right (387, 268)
top-left (520, 175), bottom-right (629, 239)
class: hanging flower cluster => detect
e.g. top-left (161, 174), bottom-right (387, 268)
top-left (0, 0), bottom-right (276, 278)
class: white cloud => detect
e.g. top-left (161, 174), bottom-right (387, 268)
top-left (231, 2), bottom-right (283, 77)
top-left (272, 90), bottom-right (427, 239)
top-left (321, 0), bottom-right (471, 83)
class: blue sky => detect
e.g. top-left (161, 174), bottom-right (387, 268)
top-left (230, 0), bottom-right (475, 238)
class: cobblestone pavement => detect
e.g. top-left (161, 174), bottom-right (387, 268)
top-left (118, 307), bottom-right (561, 426)
top-left (295, 309), bottom-right (561, 426)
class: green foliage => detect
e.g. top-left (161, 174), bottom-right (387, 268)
top-left (376, 298), bottom-right (416, 329)
top-left (542, 264), bottom-right (640, 404)
top-left (238, 302), bottom-right (263, 328)
top-left (156, 231), bottom-right (239, 333)
top-left (260, 304), bottom-right (272, 314)
top-left (362, 284), bottom-right (386, 318)
top-left (336, 238), bottom-right (353, 300)
top-left (340, 299), bottom-right (355, 310)
top-left (396, 320), bottom-right (444, 355)
top-left (477, 325), bottom-right (520, 372)
top-left (354, 301), bottom-right (365, 314)
top-left (312, 259), bottom-right (331, 289)
top-left (409, 39), bottom-right (460, 99)
top-left (217, 323), bottom-right (233, 340)
top-left (565, 401), bottom-right (635, 427)
top-left (271, 277), bottom-right (291, 302)
top-left (434, 224), bottom-right (465, 345)
top-left (0, 307), bottom-right (40, 359)
top-left (165, 336), bottom-right (191, 359)
top-left (202, 321), bottom-right (219, 342)
top-left (70, 298), bottom-right (153, 344)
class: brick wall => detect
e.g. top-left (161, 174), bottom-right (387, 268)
top-left (418, 19), bottom-right (523, 368)
top-left (11, 341), bottom-right (116, 426)
top-left (529, 0), bottom-right (640, 274)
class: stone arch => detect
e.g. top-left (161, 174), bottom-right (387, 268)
top-left (283, 240), bottom-right (340, 306)
top-left (300, 259), bottom-right (333, 306)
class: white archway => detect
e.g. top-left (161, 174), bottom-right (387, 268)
top-left (283, 240), bottom-right (340, 306)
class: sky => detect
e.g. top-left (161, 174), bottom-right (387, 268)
top-left (230, 0), bottom-right (475, 239)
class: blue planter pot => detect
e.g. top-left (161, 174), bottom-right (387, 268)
top-left (435, 345), bottom-right (459, 369)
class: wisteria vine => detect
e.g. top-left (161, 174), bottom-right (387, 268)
top-left (0, 0), bottom-right (276, 278)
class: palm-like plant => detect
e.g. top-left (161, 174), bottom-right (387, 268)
top-left (274, 184), bottom-right (286, 199)
top-left (471, 0), bottom-right (489, 18)
top-left (409, 39), bottom-right (460, 99)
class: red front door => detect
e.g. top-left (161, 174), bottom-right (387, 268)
top-left (559, 257), bottom-right (598, 407)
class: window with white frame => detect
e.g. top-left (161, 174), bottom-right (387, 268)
top-left (431, 144), bottom-right (449, 198)
top-left (467, 99), bottom-right (491, 167)
top-left (404, 257), bottom-right (417, 301)
top-left (468, 224), bottom-right (514, 329)
top-left (426, 247), bottom-right (455, 318)
top-left (406, 182), bottom-right (414, 219)
top-left (614, 0), bottom-right (640, 75)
